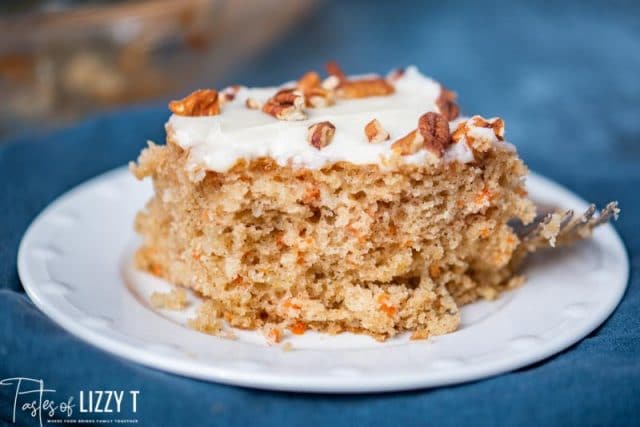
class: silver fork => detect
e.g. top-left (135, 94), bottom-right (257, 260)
top-left (510, 201), bottom-right (619, 248)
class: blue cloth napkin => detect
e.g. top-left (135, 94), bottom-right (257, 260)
top-left (1, 1), bottom-right (639, 425)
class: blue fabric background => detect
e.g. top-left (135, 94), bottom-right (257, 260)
top-left (1, 1), bottom-right (639, 425)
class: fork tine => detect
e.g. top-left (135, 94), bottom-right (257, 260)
top-left (517, 201), bottom-right (619, 250)
top-left (556, 201), bottom-right (619, 244)
top-left (580, 204), bottom-right (596, 223)
top-left (562, 204), bottom-right (595, 235)
top-left (588, 202), bottom-right (619, 227)
top-left (521, 213), bottom-right (553, 242)
top-left (558, 209), bottom-right (575, 230)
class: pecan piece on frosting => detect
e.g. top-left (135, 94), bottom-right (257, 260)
top-left (481, 117), bottom-right (505, 140)
top-left (297, 71), bottom-right (334, 108)
top-left (298, 71), bottom-right (322, 91)
top-left (262, 88), bottom-right (307, 120)
top-left (306, 87), bottom-right (335, 107)
top-left (452, 116), bottom-right (505, 142)
top-left (392, 112), bottom-right (452, 156)
top-left (325, 60), bottom-right (347, 81)
top-left (325, 61), bottom-right (395, 99)
top-left (436, 86), bottom-right (460, 121)
top-left (452, 116), bottom-right (504, 152)
top-left (418, 112), bottom-right (451, 156)
top-left (365, 119), bottom-right (390, 143)
top-left (307, 121), bottom-right (336, 149)
top-left (169, 89), bottom-right (220, 116)
top-left (391, 130), bottom-right (424, 155)
top-left (336, 79), bottom-right (395, 99)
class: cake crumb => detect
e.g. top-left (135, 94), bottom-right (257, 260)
top-left (282, 342), bottom-right (294, 352)
top-left (187, 316), bottom-right (222, 335)
top-left (264, 324), bottom-right (283, 344)
top-left (506, 275), bottom-right (526, 290)
top-left (541, 212), bottom-right (563, 247)
top-left (150, 288), bottom-right (188, 310)
top-left (186, 300), bottom-right (238, 340)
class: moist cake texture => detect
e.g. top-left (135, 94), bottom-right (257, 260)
top-left (131, 64), bottom-right (540, 341)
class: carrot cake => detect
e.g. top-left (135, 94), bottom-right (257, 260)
top-left (130, 63), bottom-right (616, 342)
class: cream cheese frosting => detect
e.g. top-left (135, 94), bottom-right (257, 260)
top-left (167, 66), bottom-right (505, 174)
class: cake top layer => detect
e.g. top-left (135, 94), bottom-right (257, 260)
top-left (166, 64), bottom-right (508, 176)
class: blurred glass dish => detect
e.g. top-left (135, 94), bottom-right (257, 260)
top-left (0, 0), bottom-right (316, 138)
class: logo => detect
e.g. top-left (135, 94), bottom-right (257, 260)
top-left (1, 377), bottom-right (139, 426)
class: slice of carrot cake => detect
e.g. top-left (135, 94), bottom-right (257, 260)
top-left (130, 63), bottom-right (614, 341)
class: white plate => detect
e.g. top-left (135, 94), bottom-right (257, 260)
top-left (18, 167), bottom-right (628, 393)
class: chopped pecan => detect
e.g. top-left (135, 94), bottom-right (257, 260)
top-left (325, 60), bottom-right (395, 99)
top-left (451, 122), bottom-right (467, 143)
top-left (169, 89), bottom-right (220, 116)
top-left (482, 117), bottom-right (505, 140)
top-left (297, 71), bottom-right (335, 107)
top-left (298, 71), bottom-right (322, 91)
top-left (325, 60), bottom-right (346, 81)
top-left (418, 112), bottom-right (451, 156)
top-left (273, 89), bottom-right (305, 108)
top-left (262, 88), bottom-right (307, 120)
top-left (336, 79), bottom-right (394, 99)
top-left (306, 87), bottom-right (334, 107)
top-left (436, 86), bottom-right (460, 121)
top-left (452, 115), bottom-right (505, 144)
top-left (364, 119), bottom-right (390, 143)
top-left (307, 121), bottom-right (336, 149)
top-left (391, 130), bottom-right (424, 155)
top-left (245, 97), bottom-right (261, 110)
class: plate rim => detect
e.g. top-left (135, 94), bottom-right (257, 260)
top-left (17, 166), bottom-right (630, 393)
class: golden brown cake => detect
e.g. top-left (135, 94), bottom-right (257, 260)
top-left (130, 64), bottom-right (597, 342)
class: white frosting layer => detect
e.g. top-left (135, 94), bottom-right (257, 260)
top-left (167, 66), bottom-right (502, 173)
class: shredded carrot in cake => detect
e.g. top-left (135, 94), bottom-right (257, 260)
top-left (474, 186), bottom-right (494, 204)
top-left (346, 225), bottom-right (359, 236)
top-left (290, 321), bottom-right (307, 335)
top-left (296, 252), bottom-right (306, 265)
top-left (376, 292), bottom-right (396, 317)
top-left (429, 264), bottom-right (441, 279)
top-left (283, 298), bottom-right (301, 310)
top-left (149, 264), bottom-right (164, 276)
top-left (275, 232), bottom-right (286, 247)
top-left (380, 304), bottom-right (396, 317)
top-left (302, 186), bottom-right (321, 204)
